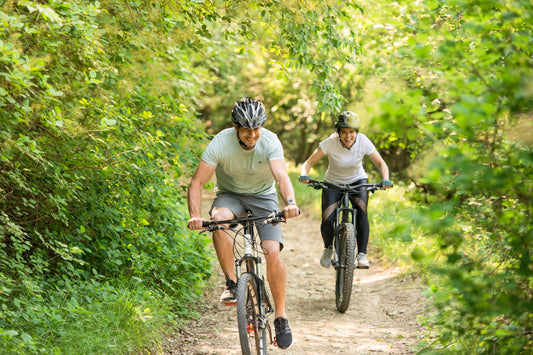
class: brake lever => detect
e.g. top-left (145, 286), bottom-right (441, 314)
top-left (262, 216), bottom-right (286, 226)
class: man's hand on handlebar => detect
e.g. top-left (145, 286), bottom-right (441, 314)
top-left (282, 203), bottom-right (300, 219)
top-left (188, 217), bottom-right (206, 230)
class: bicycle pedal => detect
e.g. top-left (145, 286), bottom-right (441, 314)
top-left (224, 301), bottom-right (237, 306)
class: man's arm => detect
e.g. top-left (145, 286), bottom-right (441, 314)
top-left (270, 159), bottom-right (300, 219)
top-left (187, 160), bottom-right (216, 230)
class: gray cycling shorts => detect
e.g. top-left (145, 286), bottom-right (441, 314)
top-left (209, 192), bottom-right (284, 249)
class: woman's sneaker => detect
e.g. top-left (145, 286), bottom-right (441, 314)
top-left (219, 279), bottom-right (236, 304)
top-left (357, 252), bottom-right (369, 269)
top-left (320, 247), bottom-right (333, 268)
top-left (274, 317), bottom-right (293, 349)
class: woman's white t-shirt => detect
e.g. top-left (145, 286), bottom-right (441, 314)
top-left (319, 132), bottom-right (376, 184)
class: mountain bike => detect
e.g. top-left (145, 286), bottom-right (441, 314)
top-left (306, 179), bottom-right (385, 313)
top-left (202, 210), bottom-right (287, 355)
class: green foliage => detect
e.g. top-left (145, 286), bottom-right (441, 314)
top-left (179, 1), bottom-right (365, 164)
top-left (0, 1), bottom-right (213, 352)
top-left (368, 0), bottom-right (533, 352)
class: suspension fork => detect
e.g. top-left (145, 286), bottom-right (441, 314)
top-left (333, 192), bottom-right (353, 265)
top-left (338, 192), bottom-right (355, 225)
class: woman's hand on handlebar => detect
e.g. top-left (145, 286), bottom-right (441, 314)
top-left (380, 179), bottom-right (393, 188)
top-left (187, 217), bottom-right (205, 230)
top-left (298, 175), bottom-right (310, 184)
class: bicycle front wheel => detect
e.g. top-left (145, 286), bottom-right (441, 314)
top-left (237, 272), bottom-right (268, 355)
top-left (335, 222), bottom-right (356, 313)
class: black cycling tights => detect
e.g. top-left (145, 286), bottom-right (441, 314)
top-left (320, 178), bottom-right (370, 254)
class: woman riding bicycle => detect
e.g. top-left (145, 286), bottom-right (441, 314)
top-left (298, 111), bottom-right (392, 269)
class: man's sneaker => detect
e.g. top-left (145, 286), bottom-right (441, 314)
top-left (274, 317), bottom-right (293, 349)
top-left (357, 252), bottom-right (369, 269)
top-left (320, 247), bottom-right (333, 268)
top-left (219, 279), bottom-right (236, 304)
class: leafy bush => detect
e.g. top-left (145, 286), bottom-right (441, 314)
top-left (0, 1), bottom-right (213, 352)
top-left (379, 0), bottom-right (533, 352)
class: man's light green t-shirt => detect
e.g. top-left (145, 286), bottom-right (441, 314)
top-left (202, 127), bottom-right (284, 195)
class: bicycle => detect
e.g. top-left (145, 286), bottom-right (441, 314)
top-left (201, 210), bottom-right (287, 355)
top-left (305, 179), bottom-right (385, 313)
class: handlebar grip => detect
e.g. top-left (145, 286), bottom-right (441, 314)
top-left (275, 209), bottom-right (300, 217)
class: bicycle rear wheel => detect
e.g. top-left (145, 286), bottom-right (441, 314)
top-left (335, 222), bottom-right (356, 313)
top-left (237, 272), bottom-right (268, 355)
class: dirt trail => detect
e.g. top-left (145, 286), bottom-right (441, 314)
top-left (165, 208), bottom-right (427, 354)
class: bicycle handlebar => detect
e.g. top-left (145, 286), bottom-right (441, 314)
top-left (306, 179), bottom-right (386, 193)
top-left (201, 211), bottom-right (286, 231)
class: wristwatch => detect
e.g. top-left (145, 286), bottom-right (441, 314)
top-left (286, 199), bottom-right (296, 205)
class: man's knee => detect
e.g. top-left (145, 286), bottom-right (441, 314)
top-left (262, 241), bottom-right (282, 258)
top-left (212, 207), bottom-right (234, 221)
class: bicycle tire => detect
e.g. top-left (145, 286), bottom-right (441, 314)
top-left (335, 222), bottom-right (356, 313)
top-left (237, 272), bottom-right (268, 355)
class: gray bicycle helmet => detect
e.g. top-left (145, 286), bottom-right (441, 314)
top-left (231, 97), bottom-right (267, 129)
top-left (335, 111), bottom-right (360, 132)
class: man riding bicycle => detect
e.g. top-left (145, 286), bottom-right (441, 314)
top-left (299, 111), bottom-right (392, 269)
top-left (187, 97), bottom-right (300, 349)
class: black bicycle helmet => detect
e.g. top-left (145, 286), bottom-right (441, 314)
top-left (335, 111), bottom-right (360, 132)
top-left (231, 97), bottom-right (267, 129)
